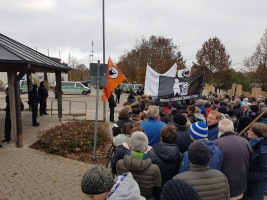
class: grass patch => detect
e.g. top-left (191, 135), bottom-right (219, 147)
top-left (30, 120), bottom-right (111, 165)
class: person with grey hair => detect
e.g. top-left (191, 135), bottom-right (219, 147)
top-left (116, 131), bottom-right (162, 199)
top-left (232, 98), bottom-right (244, 119)
top-left (140, 106), bottom-right (166, 147)
top-left (214, 119), bottom-right (253, 199)
top-left (195, 99), bottom-right (206, 117)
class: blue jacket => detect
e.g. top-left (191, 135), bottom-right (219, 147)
top-left (197, 105), bottom-right (206, 118)
top-left (111, 145), bottom-right (130, 174)
top-left (179, 139), bottom-right (223, 173)
top-left (140, 119), bottom-right (166, 147)
top-left (246, 138), bottom-right (267, 200)
top-left (208, 123), bottom-right (219, 141)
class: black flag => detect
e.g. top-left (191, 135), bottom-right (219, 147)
top-left (158, 73), bottom-right (205, 102)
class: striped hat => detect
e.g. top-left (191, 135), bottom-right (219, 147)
top-left (189, 122), bottom-right (208, 140)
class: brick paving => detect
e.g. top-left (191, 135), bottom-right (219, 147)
top-left (0, 147), bottom-right (91, 200)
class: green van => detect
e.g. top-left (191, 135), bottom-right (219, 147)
top-left (59, 81), bottom-right (91, 95)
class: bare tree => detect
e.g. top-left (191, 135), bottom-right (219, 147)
top-left (244, 29), bottom-right (267, 91)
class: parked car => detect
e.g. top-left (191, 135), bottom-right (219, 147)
top-left (54, 81), bottom-right (91, 95)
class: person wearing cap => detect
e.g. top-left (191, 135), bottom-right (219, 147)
top-left (29, 84), bottom-right (40, 126)
top-left (147, 125), bottom-right (182, 186)
top-left (140, 106), bottom-right (166, 147)
top-left (38, 81), bottom-right (48, 116)
top-left (245, 122), bottom-right (267, 200)
top-left (214, 119), bottom-right (253, 199)
top-left (116, 131), bottom-right (161, 199)
top-left (172, 113), bottom-right (192, 153)
top-left (179, 121), bottom-right (223, 173)
top-left (81, 165), bottom-right (145, 200)
top-left (161, 179), bottom-right (201, 200)
top-left (173, 141), bottom-right (230, 200)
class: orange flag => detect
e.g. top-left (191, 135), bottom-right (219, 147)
top-left (102, 58), bottom-right (125, 101)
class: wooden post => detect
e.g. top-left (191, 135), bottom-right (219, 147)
top-left (56, 71), bottom-right (62, 122)
top-left (7, 71), bottom-right (17, 142)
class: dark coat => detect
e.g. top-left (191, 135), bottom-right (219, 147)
top-left (116, 155), bottom-right (161, 199)
top-left (246, 138), bottom-right (267, 200)
top-left (111, 145), bottom-right (130, 174)
top-left (214, 132), bottom-right (253, 197)
top-left (112, 118), bottom-right (134, 137)
top-left (233, 106), bottom-right (244, 119)
top-left (173, 165), bottom-right (230, 200)
top-left (29, 89), bottom-right (39, 105)
top-left (197, 105), bottom-right (206, 117)
top-left (208, 122), bottom-right (219, 141)
top-left (108, 94), bottom-right (116, 108)
top-left (175, 125), bottom-right (192, 153)
top-left (147, 143), bottom-right (182, 185)
top-left (38, 86), bottom-right (48, 100)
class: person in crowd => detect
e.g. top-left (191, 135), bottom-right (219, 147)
top-left (108, 91), bottom-right (116, 123)
top-left (214, 119), bottom-right (253, 199)
top-left (114, 86), bottom-right (122, 104)
top-left (162, 102), bottom-right (170, 115)
top-left (140, 105), bottom-right (166, 147)
top-left (147, 125), bottom-right (182, 186)
top-left (204, 101), bottom-right (212, 118)
top-left (232, 98), bottom-right (244, 119)
top-left (29, 84), bottom-right (40, 126)
top-left (195, 99), bottom-right (206, 117)
top-left (38, 81), bottom-right (49, 116)
top-left (112, 108), bottom-right (134, 137)
top-left (244, 105), bottom-right (257, 120)
top-left (113, 122), bottom-right (133, 147)
top-left (166, 109), bottom-right (179, 125)
top-left (140, 95), bottom-right (149, 111)
top-left (81, 165), bottom-right (145, 200)
top-left (137, 86), bottom-right (144, 96)
top-left (211, 98), bottom-right (220, 110)
top-left (207, 110), bottom-right (221, 141)
top-left (116, 131), bottom-right (161, 199)
top-left (125, 94), bottom-right (140, 109)
top-left (187, 105), bottom-right (198, 124)
top-left (161, 179), bottom-right (201, 200)
top-left (218, 106), bottom-right (231, 120)
top-left (194, 107), bottom-right (206, 122)
top-left (245, 122), bottom-right (267, 200)
top-left (236, 116), bottom-right (253, 138)
top-left (172, 113), bottom-right (192, 153)
top-left (260, 107), bottom-right (267, 125)
top-left (179, 121), bottom-right (223, 173)
top-left (173, 141), bottom-right (230, 200)
top-left (130, 108), bottom-right (142, 126)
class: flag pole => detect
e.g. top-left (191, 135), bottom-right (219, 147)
top-left (102, 0), bottom-right (106, 121)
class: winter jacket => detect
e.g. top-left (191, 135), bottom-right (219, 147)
top-left (131, 115), bottom-right (142, 126)
top-left (246, 138), bottom-right (267, 200)
top-left (179, 139), bottom-right (223, 173)
top-left (214, 132), bottom-right (253, 197)
top-left (111, 144), bottom-right (130, 174)
top-left (108, 172), bottom-right (145, 200)
top-left (175, 125), bottom-right (192, 153)
top-left (208, 122), bottom-right (219, 141)
top-left (233, 106), bottom-right (244, 119)
top-left (173, 164), bottom-right (230, 200)
top-left (197, 105), bottom-right (206, 117)
top-left (206, 107), bottom-right (212, 118)
top-left (112, 118), bottom-right (134, 137)
top-left (140, 118), bottom-right (166, 147)
top-left (116, 155), bottom-right (162, 199)
top-left (38, 86), bottom-right (48, 101)
top-left (162, 107), bottom-right (170, 115)
top-left (147, 142), bottom-right (182, 185)
top-left (108, 94), bottom-right (117, 108)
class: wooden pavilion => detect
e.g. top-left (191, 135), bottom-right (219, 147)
top-left (0, 33), bottom-right (71, 148)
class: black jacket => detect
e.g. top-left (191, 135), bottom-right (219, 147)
top-left (175, 125), bottom-right (192, 153)
top-left (233, 106), bottom-right (244, 119)
top-left (147, 142), bottom-right (182, 185)
top-left (112, 118), bottom-right (134, 137)
top-left (214, 132), bottom-right (253, 197)
top-left (29, 89), bottom-right (39, 105)
top-left (108, 94), bottom-right (116, 108)
top-left (38, 86), bottom-right (48, 100)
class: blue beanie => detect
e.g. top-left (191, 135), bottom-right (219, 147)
top-left (189, 122), bottom-right (208, 140)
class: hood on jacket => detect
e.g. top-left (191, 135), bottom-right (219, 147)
top-left (108, 172), bottom-right (145, 200)
top-left (153, 143), bottom-right (181, 162)
top-left (200, 140), bottom-right (217, 154)
top-left (123, 155), bottom-right (152, 172)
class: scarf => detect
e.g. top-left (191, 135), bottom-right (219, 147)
top-left (129, 150), bottom-right (148, 159)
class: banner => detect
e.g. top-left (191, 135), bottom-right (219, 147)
top-left (102, 58), bottom-right (125, 101)
top-left (144, 64), bottom-right (191, 96)
top-left (158, 73), bottom-right (205, 102)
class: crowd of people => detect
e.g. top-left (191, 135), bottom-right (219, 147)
top-left (81, 92), bottom-right (267, 199)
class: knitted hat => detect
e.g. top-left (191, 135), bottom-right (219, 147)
top-left (162, 179), bottom-right (201, 200)
top-left (218, 106), bottom-right (227, 114)
top-left (172, 114), bottom-right (187, 126)
top-left (81, 165), bottom-right (114, 195)
top-left (189, 122), bottom-right (208, 140)
top-left (188, 141), bottom-right (210, 165)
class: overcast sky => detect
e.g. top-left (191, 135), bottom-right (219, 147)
top-left (1, 0), bottom-right (266, 70)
